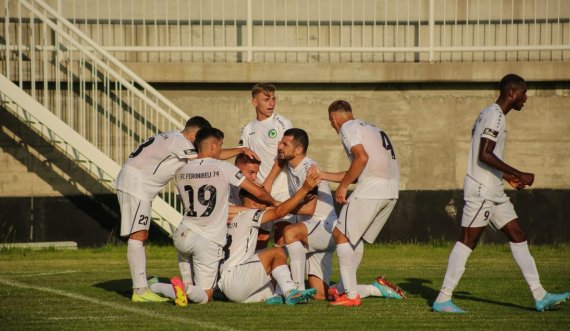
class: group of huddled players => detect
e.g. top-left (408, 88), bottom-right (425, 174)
top-left (115, 76), bottom-right (568, 311)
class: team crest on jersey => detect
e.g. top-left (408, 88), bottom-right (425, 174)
top-left (483, 128), bottom-right (499, 138)
top-left (268, 129), bottom-right (277, 138)
top-left (235, 171), bottom-right (244, 180)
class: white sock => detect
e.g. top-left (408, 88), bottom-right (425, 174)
top-left (127, 239), bottom-right (147, 292)
top-left (353, 240), bottom-right (364, 272)
top-left (186, 285), bottom-right (208, 304)
top-left (337, 242), bottom-right (358, 299)
top-left (177, 252), bottom-right (193, 286)
top-left (286, 241), bottom-right (307, 290)
top-left (150, 282), bottom-right (175, 299)
top-left (271, 265), bottom-right (296, 295)
top-left (436, 241), bottom-right (472, 303)
top-left (510, 241), bottom-right (547, 300)
top-left (332, 282), bottom-right (376, 298)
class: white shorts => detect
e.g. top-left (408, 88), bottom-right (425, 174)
top-left (337, 197), bottom-right (397, 245)
top-left (260, 191), bottom-right (297, 232)
top-left (306, 250), bottom-right (332, 285)
top-left (304, 217), bottom-right (336, 253)
top-left (117, 190), bottom-right (152, 237)
top-left (461, 198), bottom-right (518, 229)
top-left (173, 223), bottom-right (223, 290)
top-left (218, 255), bottom-right (274, 303)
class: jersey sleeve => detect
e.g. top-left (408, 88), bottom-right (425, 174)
top-left (222, 161), bottom-right (247, 187)
top-left (238, 124), bottom-right (249, 148)
top-left (249, 209), bottom-right (265, 228)
top-left (341, 121), bottom-right (362, 150)
top-left (171, 135), bottom-right (197, 160)
top-left (480, 110), bottom-right (504, 142)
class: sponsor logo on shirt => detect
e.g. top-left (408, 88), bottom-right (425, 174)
top-left (235, 171), bottom-right (244, 180)
top-left (483, 128), bottom-right (499, 138)
top-left (184, 148), bottom-right (197, 155)
top-left (268, 129), bottom-right (277, 138)
top-left (253, 209), bottom-right (264, 223)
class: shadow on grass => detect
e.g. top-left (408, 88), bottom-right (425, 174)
top-left (94, 279), bottom-right (133, 299)
top-left (398, 277), bottom-right (534, 311)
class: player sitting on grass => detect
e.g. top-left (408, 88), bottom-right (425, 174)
top-left (215, 164), bottom-right (322, 304)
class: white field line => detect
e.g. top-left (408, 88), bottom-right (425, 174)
top-left (0, 277), bottom-right (238, 331)
top-left (10, 270), bottom-right (78, 277)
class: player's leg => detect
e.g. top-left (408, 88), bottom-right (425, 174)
top-left (218, 256), bottom-right (274, 303)
top-left (433, 199), bottom-right (491, 312)
top-left (118, 191), bottom-right (166, 303)
top-left (257, 248), bottom-right (316, 304)
top-left (256, 228), bottom-right (271, 250)
top-left (284, 222), bottom-right (309, 290)
top-left (273, 215), bottom-right (296, 246)
top-left (495, 203), bottom-right (569, 311)
top-left (306, 250), bottom-right (332, 300)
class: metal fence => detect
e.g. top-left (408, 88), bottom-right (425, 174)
top-left (3, 0), bottom-right (567, 63)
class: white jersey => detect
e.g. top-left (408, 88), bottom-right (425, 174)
top-left (220, 209), bottom-right (265, 273)
top-left (238, 113), bottom-right (292, 195)
top-left (175, 158), bottom-right (245, 245)
top-left (285, 157), bottom-right (336, 222)
top-left (465, 103), bottom-right (507, 201)
top-left (339, 119), bottom-right (399, 199)
top-left (114, 131), bottom-right (196, 201)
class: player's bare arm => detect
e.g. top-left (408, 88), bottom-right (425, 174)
top-left (261, 168), bottom-right (321, 223)
top-left (479, 137), bottom-right (534, 186)
top-left (262, 159), bottom-right (286, 193)
top-left (336, 144), bottom-right (368, 204)
top-left (219, 147), bottom-right (260, 161)
top-left (240, 178), bottom-right (278, 206)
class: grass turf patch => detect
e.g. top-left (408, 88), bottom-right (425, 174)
top-left (0, 243), bottom-right (568, 330)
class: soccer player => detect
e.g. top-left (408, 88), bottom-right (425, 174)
top-left (432, 74), bottom-right (569, 313)
top-left (263, 128), bottom-right (336, 300)
top-left (115, 117), bottom-right (258, 303)
top-left (323, 100), bottom-right (400, 306)
top-left (169, 127), bottom-right (276, 306)
top-left (238, 83), bottom-right (294, 248)
top-left (217, 165), bottom-right (321, 304)
top-left (266, 128), bottom-right (405, 302)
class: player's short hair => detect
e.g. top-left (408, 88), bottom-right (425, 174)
top-left (499, 74), bottom-right (526, 95)
top-left (194, 127), bottom-right (224, 152)
top-left (252, 83), bottom-right (276, 98)
top-left (235, 153), bottom-right (261, 166)
top-left (284, 128), bottom-right (309, 154)
top-left (328, 100), bottom-right (352, 114)
top-left (185, 116), bottom-right (212, 130)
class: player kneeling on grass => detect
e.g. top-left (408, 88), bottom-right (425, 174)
top-left (169, 127), bottom-right (277, 306)
top-left (213, 165), bottom-right (322, 304)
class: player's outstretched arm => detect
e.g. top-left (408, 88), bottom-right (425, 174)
top-left (240, 179), bottom-right (278, 206)
top-left (479, 138), bottom-right (534, 186)
top-left (261, 167), bottom-right (321, 223)
top-left (336, 144), bottom-right (368, 204)
top-left (320, 171), bottom-right (346, 183)
top-left (262, 159), bottom-right (285, 193)
top-left (219, 147), bottom-right (260, 161)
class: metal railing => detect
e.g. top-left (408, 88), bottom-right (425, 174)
top-left (1, 0), bottom-right (189, 232)
top-left (3, 0), bottom-right (567, 63)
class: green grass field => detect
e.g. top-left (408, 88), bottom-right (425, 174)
top-left (0, 243), bottom-right (568, 330)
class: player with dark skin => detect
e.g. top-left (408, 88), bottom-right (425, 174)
top-left (459, 80), bottom-right (533, 250)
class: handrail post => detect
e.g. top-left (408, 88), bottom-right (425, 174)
top-left (247, 0), bottom-right (253, 62)
top-left (429, 0), bottom-right (435, 63)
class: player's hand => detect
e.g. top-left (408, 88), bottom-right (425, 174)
top-left (335, 185), bottom-right (348, 204)
top-left (518, 172), bottom-right (534, 187)
top-left (504, 173), bottom-right (525, 190)
top-left (241, 147), bottom-right (260, 161)
top-left (304, 165), bottom-right (321, 188)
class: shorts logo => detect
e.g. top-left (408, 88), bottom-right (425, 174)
top-left (268, 129), bottom-right (277, 138)
top-left (235, 171), bottom-right (244, 180)
top-left (483, 128), bottom-right (499, 138)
